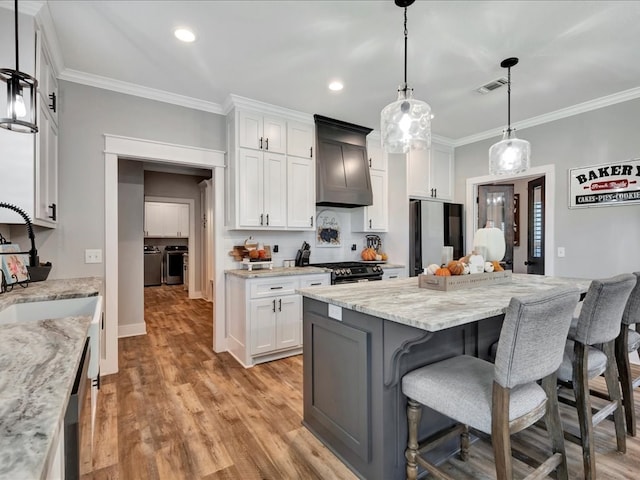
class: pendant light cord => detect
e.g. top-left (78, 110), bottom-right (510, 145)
top-left (403, 7), bottom-right (408, 88)
top-left (14, 0), bottom-right (19, 72)
top-left (506, 65), bottom-right (512, 135)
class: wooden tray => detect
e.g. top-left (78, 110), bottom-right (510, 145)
top-left (418, 270), bottom-right (512, 291)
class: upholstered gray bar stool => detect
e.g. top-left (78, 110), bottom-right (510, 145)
top-left (402, 287), bottom-right (580, 480)
top-left (556, 273), bottom-right (637, 480)
top-left (615, 271), bottom-right (640, 436)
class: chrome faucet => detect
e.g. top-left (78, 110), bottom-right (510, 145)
top-left (0, 202), bottom-right (38, 267)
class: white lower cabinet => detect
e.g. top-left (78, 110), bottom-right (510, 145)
top-left (382, 266), bottom-right (406, 280)
top-left (226, 272), bottom-right (330, 367)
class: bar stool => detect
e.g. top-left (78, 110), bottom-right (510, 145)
top-left (402, 287), bottom-right (580, 480)
top-left (556, 273), bottom-right (637, 480)
top-left (615, 271), bottom-right (640, 436)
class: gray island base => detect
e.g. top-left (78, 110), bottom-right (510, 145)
top-left (299, 275), bottom-right (591, 480)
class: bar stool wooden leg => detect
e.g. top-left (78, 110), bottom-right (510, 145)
top-left (406, 399), bottom-right (422, 480)
top-left (602, 341), bottom-right (626, 452)
top-left (542, 374), bottom-right (569, 480)
top-left (615, 329), bottom-right (636, 436)
top-left (574, 343), bottom-right (597, 480)
top-left (460, 425), bottom-right (470, 461)
top-left (491, 382), bottom-right (513, 480)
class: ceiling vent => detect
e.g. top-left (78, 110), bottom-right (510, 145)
top-left (475, 77), bottom-right (508, 94)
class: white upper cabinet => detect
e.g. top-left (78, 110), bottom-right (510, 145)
top-left (144, 202), bottom-right (189, 237)
top-left (366, 137), bottom-right (387, 172)
top-left (352, 137), bottom-right (388, 232)
top-left (407, 141), bottom-right (454, 201)
top-left (287, 121), bottom-right (314, 159)
top-left (227, 103), bottom-right (316, 231)
top-left (239, 111), bottom-right (286, 154)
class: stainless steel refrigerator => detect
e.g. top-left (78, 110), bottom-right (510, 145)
top-left (409, 199), bottom-right (464, 277)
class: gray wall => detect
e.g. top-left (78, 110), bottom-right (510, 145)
top-left (454, 98), bottom-right (640, 278)
top-left (118, 160), bottom-right (144, 327)
top-left (10, 81), bottom-right (226, 279)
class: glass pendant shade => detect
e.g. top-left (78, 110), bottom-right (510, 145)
top-left (488, 132), bottom-right (530, 175)
top-left (381, 88), bottom-right (431, 154)
top-left (0, 68), bottom-right (38, 133)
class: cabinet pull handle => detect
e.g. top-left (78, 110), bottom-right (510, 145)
top-left (48, 203), bottom-right (57, 221)
top-left (270, 286), bottom-right (283, 290)
top-left (434, 188), bottom-right (437, 197)
top-left (389, 275), bottom-right (398, 279)
top-left (310, 146), bottom-right (313, 158)
top-left (278, 298), bottom-right (282, 311)
top-left (310, 216), bottom-right (313, 227)
top-left (265, 138), bottom-right (269, 150)
top-left (369, 219), bottom-right (372, 228)
top-left (272, 299), bottom-right (276, 312)
top-left (49, 92), bottom-right (57, 113)
top-left (266, 213), bottom-right (269, 225)
top-left (369, 157), bottom-right (372, 168)
top-left (260, 137), bottom-right (263, 149)
top-left (260, 213), bottom-right (264, 225)
top-left (310, 282), bottom-right (321, 286)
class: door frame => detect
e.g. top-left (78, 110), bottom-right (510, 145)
top-left (465, 164), bottom-right (556, 275)
top-left (104, 134), bottom-right (226, 376)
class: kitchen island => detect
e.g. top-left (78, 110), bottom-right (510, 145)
top-left (298, 274), bottom-right (591, 480)
top-left (0, 277), bottom-right (102, 480)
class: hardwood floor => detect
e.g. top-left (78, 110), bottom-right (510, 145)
top-left (82, 285), bottom-right (640, 479)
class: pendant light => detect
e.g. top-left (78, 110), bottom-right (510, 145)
top-left (380, 0), bottom-right (431, 154)
top-left (0, 0), bottom-right (38, 133)
top-left (488, 57), bottom-right (529, 175)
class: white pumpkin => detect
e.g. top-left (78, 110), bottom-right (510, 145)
top-left (426, 263), bottom-right (440, 275)
top-left (462, 264), bottom-right (471, 275)
top-left (473, 227), bottom-right (506, 262)
top-left (484, 261), bottom-right (495, 272)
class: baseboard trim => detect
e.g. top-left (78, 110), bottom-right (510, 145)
top-left (118, 322), bottom-right (147, 338)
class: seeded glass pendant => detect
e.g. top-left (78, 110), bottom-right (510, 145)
top-left (489, 57), bottom-right (529, 175)
top-left (381, 0), bottom-right (431, 154)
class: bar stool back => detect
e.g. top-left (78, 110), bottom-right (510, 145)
top-left (615, 271), bottom-right (640, 436)
top-left (402, 287), bottom-right (580, 480)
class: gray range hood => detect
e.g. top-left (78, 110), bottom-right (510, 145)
top-left (314, 115), bottom-right (373, 208)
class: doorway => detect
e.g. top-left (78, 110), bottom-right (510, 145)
top-left (478, 184), bottom-right (515, 268)
top-left (526, 176), bottom-right (545, 275)
top-left (465, 164), bottom-right (556, 276)
top-left (104, 135), bottom-right (226, 376)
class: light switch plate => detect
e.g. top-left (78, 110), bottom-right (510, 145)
top-left (85, 249), bottom-right (103, 264)
top-left (557, 247), bottom-right (565, 258)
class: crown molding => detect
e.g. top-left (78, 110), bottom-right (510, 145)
top-left (453, 85), bottom-right (640, 148)
top-left (223, 94), bottom-right (314, 123)
top-left (59, 69), bottom-right (225, 114)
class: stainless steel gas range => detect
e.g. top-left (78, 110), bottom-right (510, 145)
top-left (309, 261), bottom-right (383, 284)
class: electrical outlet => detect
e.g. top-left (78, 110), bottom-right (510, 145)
top-left (85, 249), bottom-right (103, 264)
top-left (351, 244), bottom-right (357, 251)
top-left (273, 245), bottom-right (279, 253)
top-left (557, 247), bottom-right (565, 258)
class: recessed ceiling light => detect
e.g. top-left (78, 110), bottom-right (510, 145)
top-left (328, 81), bottom-right (344, 92)
top-left (174, 28), bottom-right (196, 43)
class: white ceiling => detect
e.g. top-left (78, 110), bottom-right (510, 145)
top-left (26, 1), bottom-right (640, 142)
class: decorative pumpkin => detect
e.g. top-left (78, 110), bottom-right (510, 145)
top-left (463, 264), bottom-right (471, 275)
top-left (426, 263), bottom-right (440, 275)
top-left (435, 267), bottom-right (452, 276)
top-left (361, 248), bottom-right (377, 261)
top-left (473, 225), bottom-right (506, 262)
top-left (484, 261), bottom-right (495, 273)
top-left (459, 255), bottom-right (470, 265)
top-left (446, 260), bottom-right (465, 275)
top-left (492, 261), bottom-right (504, 272)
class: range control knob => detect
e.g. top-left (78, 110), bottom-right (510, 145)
top-left (346, 268), bottom-right (352, 275)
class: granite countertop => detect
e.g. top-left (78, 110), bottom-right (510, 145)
top-left (298, 274), bottom-right (592, 332)
top-left (0, 277), bottom-right (102, 480)
top-left (225, 266), bottom-right (331, 278)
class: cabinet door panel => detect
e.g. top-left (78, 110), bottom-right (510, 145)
top-left (430, 145), bottom-right (453, 200)
top-left (239, 111), bottom-right (263, 150)
top-left (287, 122), bottom-right (314, 158)
top-left (250, 299), bottom-right (277, 355)
top-left (263, 153), bottom-right (286, 227)
top-left (263, 116), bottom-right (286, 154)
top-left (287, 156), bottom-right (315, 229)
top-left (367, 139), bottom-right (386, 171)
top-left (368, 170), bottom-right (388, 231)
top-left (177, 204), bottom-right (189, 237)
top-left (407, 148), bottom-right (430, 198)
top-left (276, 295), bottom-right (301, 350)
top-left (144, 203), bottom-right (165, 236)
top-left (238, 149), bottom-right (265, 227)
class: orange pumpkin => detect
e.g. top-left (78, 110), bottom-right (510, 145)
top-left (446, 261), bottom-right (465, 275)
top-left (361, 248), bottom-right (377, 261)
top-left (435, 267), bottom-right (451, 276)
top-left (492, 261), bottom-right (504, 272)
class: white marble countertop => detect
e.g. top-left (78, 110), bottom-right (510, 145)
top-left (0, 277), bottom-right (102, 480)
top-left (225, 266), bottom-right (331, 278)
top-left (298, 274), bottom-right (592, 332)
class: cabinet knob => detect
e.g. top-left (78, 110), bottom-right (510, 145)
top-left (48, 203), bottom-right (57, 221)
top-left (48, 92), bottom-right (57, 113)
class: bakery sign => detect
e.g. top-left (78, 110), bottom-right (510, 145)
top-left (569, 159), bottom-right (640, 208)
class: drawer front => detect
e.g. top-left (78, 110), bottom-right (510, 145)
top-left (250, 278), bottom-right (299, 298)
top-left (300, 274), bottom-right (331, 288)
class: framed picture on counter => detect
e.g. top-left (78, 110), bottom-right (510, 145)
top-left (0, 244), bottom-right (29, 284)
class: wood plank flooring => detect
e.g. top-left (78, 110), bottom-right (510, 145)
top-left (81, 285), bottom-right (640, 479)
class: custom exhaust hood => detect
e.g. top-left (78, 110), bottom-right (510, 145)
top-left (314, 114), bottom-right (373, 208)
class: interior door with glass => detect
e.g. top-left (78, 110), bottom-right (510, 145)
top-left (478, 184), bottom-right (514, 268)
top-left (526, 177), bottom-right (545, 275)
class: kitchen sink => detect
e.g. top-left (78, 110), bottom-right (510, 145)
top-left (0, 295), bottom-right (103, 378)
